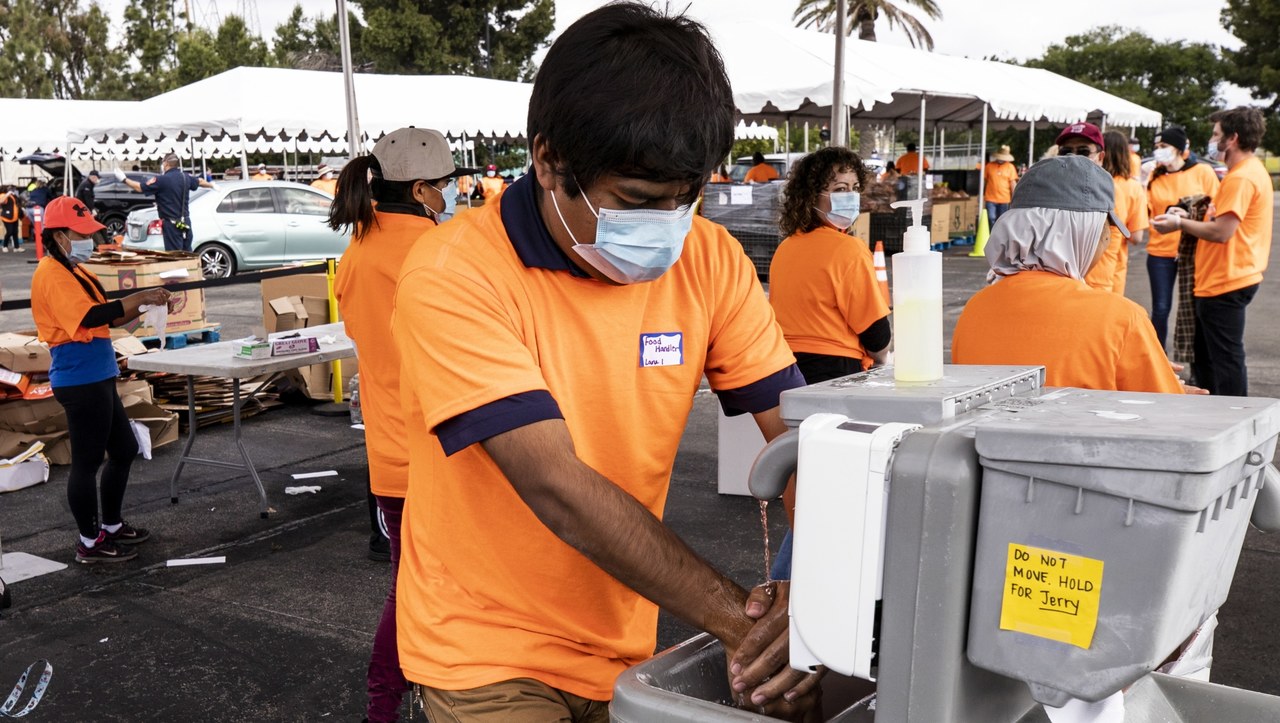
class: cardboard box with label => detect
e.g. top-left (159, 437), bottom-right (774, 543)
top-left (260, 274), bottom-right (358, 400)
top-left (82, 253), bottom-right (207, 336)
top-left (0, 333), bottom-right (51, 373)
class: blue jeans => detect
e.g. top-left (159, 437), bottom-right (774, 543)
top-left (1146, 254), bottom-right (1178, 349)
top-left (771, 530), bottom-right (793, 580)
top-left (985, 202), bottom-right (1009, 225)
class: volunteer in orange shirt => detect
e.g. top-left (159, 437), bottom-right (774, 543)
top-left (1128, 136), bottom-right (1143, 181)
top-left (895, 141), bottom-right (929, 175)
top-left (249, 163), bottom-right (273, 181)
top-left (983, 145), bottom-right (1018, 224)
top-left (391, 5), bottom-right (819, 720)
top-left (32, 197), bottom-right (171, 564)
top-left (953, 155), bottom-right (1182, 394)
top-left (1153, 107), bottom-right (1272, 396)
top-left (743, 151), bottom-right (779, 183)
top-left (480, 163), bottom-right (505, 198)
top-left (331, 127), bottom-right (474, 723)
top-left (710, 163), bottom-right (732, 183)
top-left (1144, 125), bottom-right (1219, 349)
top-left (1085, 130), bottom-right (1149, 294)
top-left (309, 164), bottom-right (338, 196)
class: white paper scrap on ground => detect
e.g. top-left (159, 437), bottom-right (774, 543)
top-left (290, 471), bottom-right (338, 480)
top-left (351, 424), bottom-right (365, 430)
top-left (1044, 692), bottom-right (1124, 723)
top-left (284, 485), bottom-right (322, 495)
top-left (166, 557), bottom-right (226, 567)
top-left (99, 638), bottom-right (109, 643)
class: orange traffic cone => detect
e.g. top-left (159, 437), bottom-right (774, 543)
top-left (873, 240), bottom-right (891, 307)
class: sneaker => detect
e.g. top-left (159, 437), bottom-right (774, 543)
top-left (75, 533), bottom-right (137, 564)
top-left (368, 532), bottom-right (391, 562)
top-left (16, 246), bottom-right (24, 252)
top-left (103, 522), bottom-right (150, 545)
top-left (2, 247), bottom-right (8, 253)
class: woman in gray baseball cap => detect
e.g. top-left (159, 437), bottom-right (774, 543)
top-left (328, 126), bottom-right (477, 723)
top-left (952, 155), bottom-right (1186, 394)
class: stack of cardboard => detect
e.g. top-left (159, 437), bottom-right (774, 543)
top-left (81, 250), bottom-right (209, 338)
top-left (0, 333), bottom-right (179, 466)
top-left (140, 373), bottom-right (281, 430)
top-left (261, 274), bottom-right (357, 401)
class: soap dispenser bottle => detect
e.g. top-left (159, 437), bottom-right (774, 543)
top-left (888, 199), bottom-right (943, 382)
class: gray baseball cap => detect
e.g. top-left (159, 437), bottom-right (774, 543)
top-left (1010, 155), bottom-right (1130, 238)
top-left (371, 127), bottom-right (479, 182)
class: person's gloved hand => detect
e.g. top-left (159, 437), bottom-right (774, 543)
top-left (113, 169), bottom-right (126, 182)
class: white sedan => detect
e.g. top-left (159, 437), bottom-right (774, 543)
top-left (123, 180), bottom-right (349, 278)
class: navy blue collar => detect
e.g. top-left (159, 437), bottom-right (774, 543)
top-left (500, 170), bottom-right (590, 277)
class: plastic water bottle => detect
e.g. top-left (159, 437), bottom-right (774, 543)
top-left (349, 374), bottom-right (363, 425)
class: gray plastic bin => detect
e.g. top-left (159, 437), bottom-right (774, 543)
top-left (966, 388), bottom-right (1280, 707)
top-left (610, 634), bottom-right (875, 722)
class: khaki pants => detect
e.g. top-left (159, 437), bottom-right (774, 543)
top-left (417, 678), bottom-right (610, 723)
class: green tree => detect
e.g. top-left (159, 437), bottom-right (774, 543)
top-left (1025, 26), bottom-right (1226, 147)
top-left (352, 0), bottom-right (554, 80)
top-left (1221, 0), bottom-right (1280, 150)
top-left (0, 0), bottom-right (127, 99)
top-left (272, 4), bottom-right (362, 71)
top-left (174, 28), bottom-right (225, 86)
top-left (122, 0), bottom-right (180, 98)
top-left (793, 0), bottom-right (942, 50)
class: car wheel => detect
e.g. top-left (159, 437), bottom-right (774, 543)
top-left (197, 243), bottom-right (236, 279)
top-left (102, 215), bottom-right (126, 238)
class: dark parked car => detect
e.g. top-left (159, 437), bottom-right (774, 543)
top-left (16, 153), bottom-right (157, 238)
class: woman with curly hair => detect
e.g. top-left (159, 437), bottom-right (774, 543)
top-left (769, 147), bottom-right (892, 384)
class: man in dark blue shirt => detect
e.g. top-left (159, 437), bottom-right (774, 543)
top-left (26, 180), bottom-right (52, 208)
top-left (120, 154), bottom-right (214, 252)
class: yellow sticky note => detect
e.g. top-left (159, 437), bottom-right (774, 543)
top-left (999, 542), bottom-right (1104, 649)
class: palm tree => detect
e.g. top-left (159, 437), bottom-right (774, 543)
top-left (794, 0), bottom-right (943, 50)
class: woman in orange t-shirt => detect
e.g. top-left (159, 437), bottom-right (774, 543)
top-left (766, 146), bottom-right (891, 580)
top-left (1085, 131), bottom-right (1150, 295)
top-left (32, 197), bottom-right (170, 564)
top-left (330, 127), bottom-right (477, 723)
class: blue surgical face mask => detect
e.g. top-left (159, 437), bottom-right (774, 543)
top-left (426, 179), bottom-right (457, 219)
top-left (818, 190), bottom-right (861, 230)
top-left (548, 182), bottom-right (693, 284)
top-left (1206, 141), bottom-right (1223, 162)
top-left (66, 236), bottom-right (94, 264)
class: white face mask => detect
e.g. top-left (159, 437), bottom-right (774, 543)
top-left (549, 183), bottom-right (693, 284)
top-left (1153, 147), bottom-right (1177, 166)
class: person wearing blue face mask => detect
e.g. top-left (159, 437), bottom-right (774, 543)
top-left (327, 126), bottom-right (477, 723)
top-left (31, 197), bottom-right (171, 565)
top-left (388, 4), bottom-right (822, 720)
top-left (765, 146), bottom-right (892, 582)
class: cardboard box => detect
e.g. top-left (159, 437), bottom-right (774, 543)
top-left (261, 274), bottom-right (357, 400)
top-left (271, 335), bottom-right (320, 356)
top-left (0, 430), bottom-right (70, 466)
top-left (124, 399), bottom-right (179, 451)
top-left (82, 254), bottom-right (207, 336)
top-left (851, 212), bottom-right (871, 243)
top-left (930, 209), bottom-right (953, 243)
top-left (268, 297), bottom-right (310, 331)
top-left (0, 369), bottom-right (53, 401)
top-left (0, 442), bottom-right (50, 494)
top-left (0, 333), bottom-right (51, 373)
top-left (233, 339), bottom-right (272, 360)
top-left (0, 398), bottom-right (66, 435)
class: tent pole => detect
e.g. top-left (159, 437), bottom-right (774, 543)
top-left (940, 127), bottom-right (946, 170)
top-left (917, 96), bottom-right (926, 201)
top-left (785, 118), bottom-right (790, 155)
top-left (830, 0), bottom-right (847, 148)
top-left (1101, 115), bottom-right (1107, 133)
top-left (338, 0), bottom-right (363, 160)
top-left (1028, 120), bottom-right (1035, 168)
top-left (978, 103), bottom-right (988, 224)
top-left (239, 131), bottom-right (249, 179)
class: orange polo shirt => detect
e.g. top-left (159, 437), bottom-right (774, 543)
top-left (392, 180), bottom-right (798, 701)
top-left (769, 225), bottom-right (889, 363)
top-left (310, 177), bottom-right (338, 196)
top-left (480, 175), bottom-right (505, 199)
top-left (1085, 174), bottom-right (1149, 294)
top-left (1196, 155), bottom-right (1273, 298)
top-left (31, 257), bottom-right (111, 347)
top-left (743, 163), bottom-right (778, 183)
top-left (952, 271), bottom-right (1182, 393)
top-left (334, 211), bottom-right (437, 498)
top-left (896, 151), bottom-right (929, 175)
top-left (1146, 161), bottom-right (1219, 258)
top-left (983, 162), bottom-right (1018, 204)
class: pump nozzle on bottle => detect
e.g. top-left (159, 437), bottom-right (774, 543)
top-left (890, 199), bottom-right (930, 254)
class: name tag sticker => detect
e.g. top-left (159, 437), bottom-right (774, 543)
top-left (640, 332), bottom-right (683, 367)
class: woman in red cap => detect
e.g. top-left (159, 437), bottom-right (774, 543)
top-left (31, 196), bottom-right (171, 564)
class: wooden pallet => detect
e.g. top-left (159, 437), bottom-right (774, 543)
top-left (128, 372), bottom-right (281, 430)
top-left (136, 324), bottom-right (222, 350)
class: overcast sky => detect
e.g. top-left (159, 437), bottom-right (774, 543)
top-left (105, 0), bottom-right (1258, 104)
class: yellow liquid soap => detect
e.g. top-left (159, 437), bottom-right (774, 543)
top-left (893, 296), bottom-right (944, 382)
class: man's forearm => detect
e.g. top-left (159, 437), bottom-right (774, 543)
top-left (484, 420), bottom-right (755, 647)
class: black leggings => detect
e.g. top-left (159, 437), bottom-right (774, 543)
top-left (52, 378), bottom-right (138, 539)
top-left (2, 221), bottom-right (18, 248)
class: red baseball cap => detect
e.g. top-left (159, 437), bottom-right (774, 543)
top-left (43, 196), bottom-right (106, 235)
top-left (1055, 122), bottom-right (1105, 149)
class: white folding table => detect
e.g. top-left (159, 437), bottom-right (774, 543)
top-left (126, 323), bottom-right (356, 517)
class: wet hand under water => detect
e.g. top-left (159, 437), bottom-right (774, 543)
top-left (725, 581), bottom-right (825, 721)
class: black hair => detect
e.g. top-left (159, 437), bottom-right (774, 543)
top-left (327, 155), bottom-right (423, 241)
top-left (527, 1), bottom-right (734, 205)
top-left (752, 152), bottom-right (767, 165)
top-left (41, 228), bottom-right (107, 301)
top-left (780, 147), bottom-right (868, 238)
top-left (1210, 107), bottom-right (1266, 152)
top-left (906, 143), bottom-right (918, 152)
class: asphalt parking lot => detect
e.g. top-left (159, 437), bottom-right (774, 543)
top-left (0, 204), bottom-right (1278, 721)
